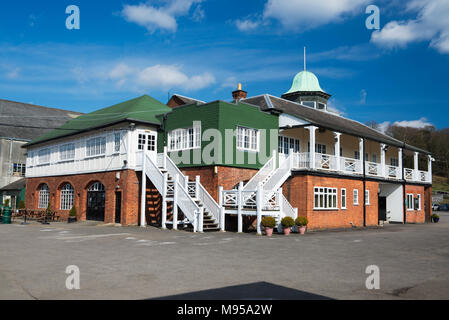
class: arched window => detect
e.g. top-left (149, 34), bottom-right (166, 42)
top-left (60, 183), bottom-right (74, 210)
top-left (88, 182), bottom-right (105, 192)
top-left (38, 184), bottom-right (50, 209)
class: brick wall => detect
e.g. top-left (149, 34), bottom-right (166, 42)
top-left (25, 170), bottom-right (140, 226)
top-left (283, 174), bottom-right (379, 230)
top-left (405, 184), bottom-right (426, 224)
top-left (181, 166), bottom-right (258, 201)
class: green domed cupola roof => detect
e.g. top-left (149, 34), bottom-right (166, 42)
top-left (286, 70), bottom-right (324, 94)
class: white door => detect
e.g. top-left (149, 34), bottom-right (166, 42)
top-left (137, 131), bottom-right (158, 162)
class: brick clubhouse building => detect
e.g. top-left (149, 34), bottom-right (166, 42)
top-left (24, 69), bottom-right (433, 233)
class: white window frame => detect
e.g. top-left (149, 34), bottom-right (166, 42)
top-left (317, 102), bottom-right (326, 110)
top-left (365, 190), bottom-right (370, 205)
top-left (341, 188), bottom-right (347, 210)
top-left (38, 184), bottom-right (50, 209)
top-left (86, 136), bottom-right (106, 158)
top-left (59, 143), bottom-right (75, 161)
top-left (301, 101), bottom-right (316, 108)
top-left (114, 132), bottom-right (121, 153)
top-left (417, 194), bottom-right (422, 211)
top-left (38, 148), bottom-right (51, 165)
top-left (314, 187), bottom-right (338, 210)
top-left (278, 135), bottom-right (300, 155)
top-left (353, 189), bottom-right (359, 206)
top-left (168, 125), bottom-right (201, 152)
top-left (12, 163), bottom-right (26, 177)
top-left (391, 158), bottom-right (399, 167)
top-left (237, 126), bottom-right (259, 152)
top-left (406, 193), bottom-right (414, 211)
top-left (60, 183), bottom-right (74, 211)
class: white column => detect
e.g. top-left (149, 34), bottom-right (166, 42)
top-left (359, 138), bottom-right (364, 174)
top-left (428, 155), bottom-right (433, 183)
top-left (219, 186), bottom-right (225, 231)
top-left (307, 126), bottom-right (317, 169)
top-left (381, 144), bottom-right (387, 178)
top-left (162, 172), bottom-right (168, 229)
top-left (237, 182), bottom-right (243, 233)
top-left (256, 183), bottom-right (263, 236)
top-left (334, 132), bottom-right (341, 171)
top-left (398, 148), bottom-right (403, 178)
top-left (414, 152), bottom-right (419, 181)
top-left (195, 176), bottom-right (200, 199)
top-left (198, 207), bottom-right (204, 233)
top-left (173, 174), bottom-right (179, 230)
top-left (163, 146), bottom-right (168, 169)
top-left (140, 152), bottom-right (147, 227)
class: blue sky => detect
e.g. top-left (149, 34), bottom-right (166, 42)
top-left (0, 0), bottom-right (448, 129)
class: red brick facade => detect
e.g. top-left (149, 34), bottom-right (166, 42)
top-left (25, 170), bottom-right (141, 226)
top-left (25, 167), bottom-right (431, 230)
top-left (405, 184), bottom-right (426, 224)
top-left (282, 174), bottom-right (379, 230)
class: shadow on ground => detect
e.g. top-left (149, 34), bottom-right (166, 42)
top-left (152, 282), bottom-right (333, 300)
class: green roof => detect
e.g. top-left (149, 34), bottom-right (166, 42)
top-left (27, 95), bottom-right (171, 146)
top-left (286, 70), bottom-right (324, 94)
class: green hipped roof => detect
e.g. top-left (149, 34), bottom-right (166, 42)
top-left (286, 70), bottom-right (325, 94)
top-left (27, 95), bottom-right (171, 146)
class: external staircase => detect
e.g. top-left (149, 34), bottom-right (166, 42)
top-left (140, 150), bottom-right (222, 232)
top-left (220, 152), bottom-right (299, 235)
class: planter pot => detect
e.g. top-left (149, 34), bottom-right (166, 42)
top-left (68, 217), bottom-right (77, 224)
top-left (265, 227), bottom-right (274, 237)
top-left (432, 217), bottom-right (440, 223)
top-left (298, 226), bottom-right (307, 235)
top-left (283, 227), bottom-right (291, 236)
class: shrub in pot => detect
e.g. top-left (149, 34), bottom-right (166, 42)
top-left (68, 206), bottom-right (77, 223)
top-left (432, 214), bottom-right (440, 223)
top-left (261, 216), bottom-right (276, 237)
top-left (295, 216), bottom-right (309, 235)
top-left (281, 217), bottom-right (295, 235)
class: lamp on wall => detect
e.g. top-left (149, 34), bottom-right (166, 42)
top-left (129, 123), bottom-right (136, 131)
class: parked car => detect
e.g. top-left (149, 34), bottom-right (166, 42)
top-left (438, 204), bottom-right (449, 212)
top-left (432, 204), bottom-right (440, 211)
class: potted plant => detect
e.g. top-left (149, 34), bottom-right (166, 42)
top-left (295, 216), bottom-right (309, 235)
top-left (281, 217), bottom-right (295, 235)
top-left (432, 214), bottom-right (440, 223)
top-left (261, 216), bottom-right (276, 237)
top-left (68, 206), bottom-right (77, 223)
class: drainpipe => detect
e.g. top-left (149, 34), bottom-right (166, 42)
top-left (8, 138), bottom-right (13, 185)
top-left (362, 138), bottom-right (366, 227)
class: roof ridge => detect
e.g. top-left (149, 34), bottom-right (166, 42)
top-left (0, 98), bottom-right (83, 115)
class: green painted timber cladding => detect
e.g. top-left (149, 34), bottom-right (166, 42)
top-left (160, 100), bottom-right (279, 170)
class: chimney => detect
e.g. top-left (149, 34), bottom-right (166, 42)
top-left (232, 83), bottom-right (247, 102)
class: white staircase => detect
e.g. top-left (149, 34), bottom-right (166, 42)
top-left (220, 152), bottom-right (298, 235)
top-left (140, 150), bottom-right (222, 232)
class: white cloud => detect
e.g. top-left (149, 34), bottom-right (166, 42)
top-left (360, 89), bottom-right (367, 104)
top-left (109, 63), bottom-right (134, 80)
top-left (393, 117), bottom-right (433, 128)
top-left (371, 0), bottom-right (449, 54)
top-left (122, 0), bottom-right (204, 33)
top-left (7, 68), bottom-right (20, 79)
top-left (136, 64), bottom-right (215, 91)
top-left (263, 0), bottom-right (369, 30)
top-left (378, 121), bottom-right (391, 133)
top-left (235, 19), bottom-right (260, 32)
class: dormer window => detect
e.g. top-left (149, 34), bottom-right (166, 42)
top-left (317, 103), bottom-right (326, 110)
top-left (302, 101), bottom-right (315, 108)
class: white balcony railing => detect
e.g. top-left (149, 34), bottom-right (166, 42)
top-left (289, 152), bottom-right (431, 184)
